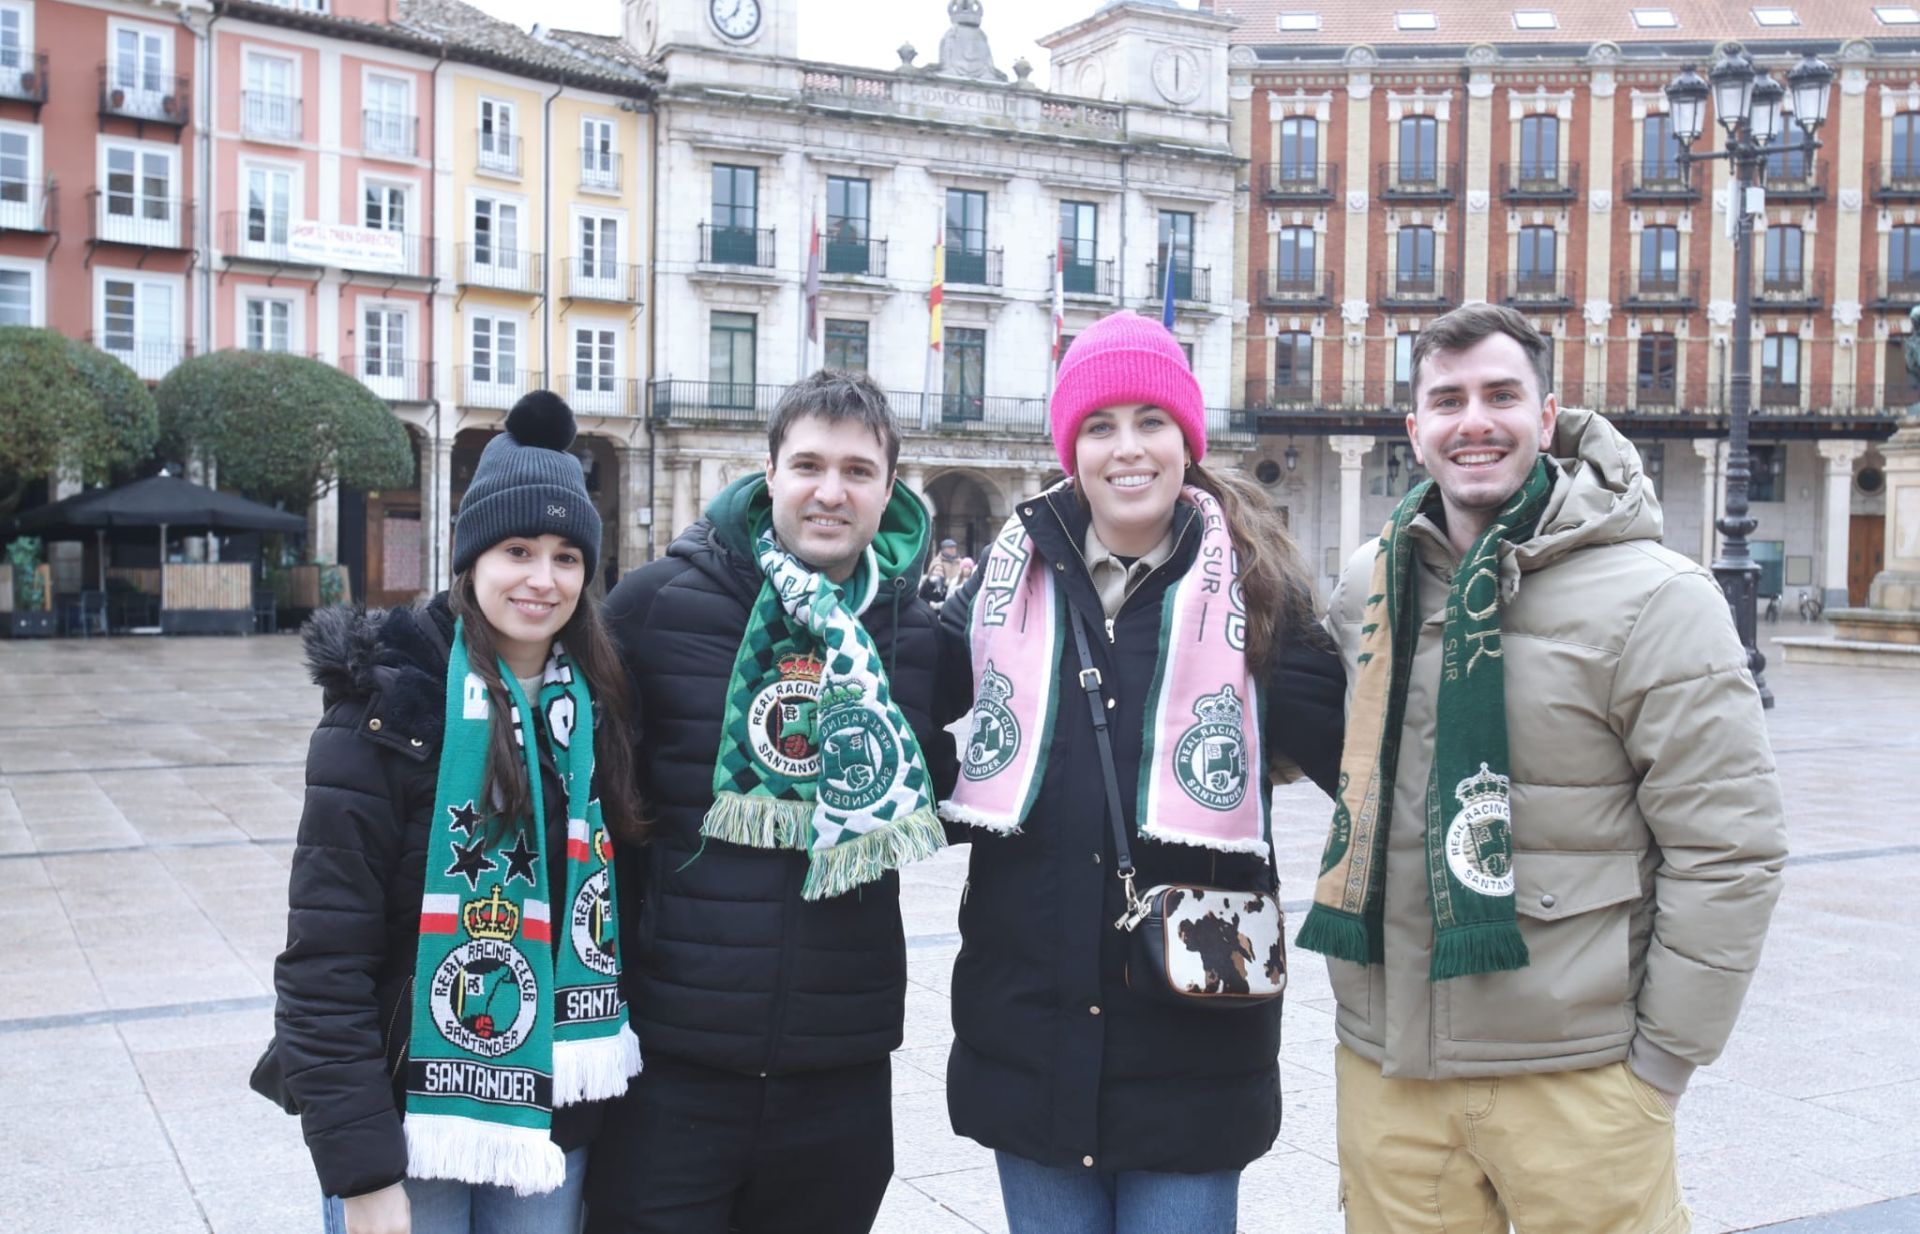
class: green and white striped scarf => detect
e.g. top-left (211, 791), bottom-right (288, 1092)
top-left (703, 530), bottom-right (945, 900)
top-left (405, 619), bottom-right (639, 1195)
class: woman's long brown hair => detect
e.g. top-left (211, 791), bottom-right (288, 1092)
top-left (449, 573), bottom-right (647, 846)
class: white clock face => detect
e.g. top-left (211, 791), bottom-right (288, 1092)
top-left (710, 0), bottom-right (761, 41)
top-left (1152, 46), bottom-right (1203, 106)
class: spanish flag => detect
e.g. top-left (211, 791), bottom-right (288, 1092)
top-left (929, 217), bottom-right (945, 350)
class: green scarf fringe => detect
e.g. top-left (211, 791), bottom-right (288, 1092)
top-left (701, 793), bottom-right (815, 850)
top-left (1292, 905), bottom-right (1383, 966)
top-left (1431, 922), bottom-right (1532, 981)
top-left (799, 808), bottom-right (946, 901)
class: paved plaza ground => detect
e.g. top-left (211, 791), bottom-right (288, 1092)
top-left (0, 623), bottom-right (1915, 1233)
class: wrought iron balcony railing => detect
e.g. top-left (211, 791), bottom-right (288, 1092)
top-left (1256, 269), bottom-right (1334, 307)
top-left (98, 64), bottom-right (189, 127)
top-left (1500, 161), bottom-right (1580, 200)
top-left (342, 356), bottom-right (432, 403)
top-left (1258, 161), bottom-right (1338, 201)
top-left (699, 223), bottom-right (776, 268)
top-left (824, 236), bottom-right (887, 278)
top-left (458, 365), bottom-right (546, 410)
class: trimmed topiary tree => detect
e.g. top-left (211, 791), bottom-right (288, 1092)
top-left (156, 349), bottom-right (415, 510)
top-left (0, 327), bottom-right (160, 515)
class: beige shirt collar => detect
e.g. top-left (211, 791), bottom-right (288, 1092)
top-left (1084, 524), bottom-right (1176, 618)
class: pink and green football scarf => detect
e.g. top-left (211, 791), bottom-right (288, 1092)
top-left (940, 482), bottom-right (1268, 856)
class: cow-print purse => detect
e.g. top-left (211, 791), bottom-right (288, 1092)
top-left (1070, 611), bottom-right (1287, 1010)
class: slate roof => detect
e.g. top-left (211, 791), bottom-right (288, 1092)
top-left (1226, 0), bottom-right (1894, 49)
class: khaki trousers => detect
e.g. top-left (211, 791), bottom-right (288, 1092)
top-left (1334, 1044), bottom-right (1691, 1234)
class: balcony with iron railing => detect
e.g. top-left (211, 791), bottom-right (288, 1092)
top-left (342, 356), bottom-right (432, 403)
top-left (1052, 253), bottom-right (1116, 298)
top-left (649, 380), bottom-right (786, 427)
top-left (1751, 266), bottom-right (1825, 310)
top-left (1376, 268), bottom-right (1459, 309)
top-left (362, 110), bottom-right (418, 159)
top-left (86, 333), bottom-right (192, 382)
top-left (241, 91), bottom-right (301, 142)
top-left (946, 246), bottom-right (1004, 288)
top-left (1622, 160), bottom-right (1697, 201)
top-left (1146, 261), bottom-right (1210, 305)
top-left (1761, 159), bottom-right (1826, 201)
top-left (1247, 377), bottom-right (1319, 410)
top-left (1871, 270), bottom-right (1920, 307)
top-left (1256, 269), bottom-right (1334, 308)
top-left (1872, 161), bottom-right (1920, 202)
top-left (0, 179), bottom-right (55, 233)
top-left (0, 52), bottom-right (48, 107)
top-left (1258, 161), bottom-right (1338, 201)
top-left (824, 235), bottom-right (887, 279)
top-left (476, 129), bottom-right (521, 178)
top-left (563, 257), bottom-right (640, 302)
top-left (579, 149), bottom-right (622, 193)
top-left (1504, 268), bottom-right (1573, 308)
top-left (458, 365), bottom-right (545, 410)
top-left (1500, 161), bottom-right (1580, 201)
top-left (88, 191), bottom-right (190, 250)
top-left (699, 223), bottom-right (776, 269)
top-left (555, 372), bottom-right (641, 417)
top-left (220, 211), bottom-right (325, 267)
top-left (1618, 268), bottom-right (1700, 310)
top-left (98, 64), bottom-right (189, 127)
top-left (1377, 161), bottom-right (1458, 201)
top-left (904, 391), bottom-right (1049, 431)
top-left (457, 243), bottom-right (543, 293)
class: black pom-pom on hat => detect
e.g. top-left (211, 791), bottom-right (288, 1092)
top-left (505, 389), bottom-right (577, 451)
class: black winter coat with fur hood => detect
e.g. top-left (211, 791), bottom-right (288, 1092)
top-left (272, 596), bottom-right (598, 1200)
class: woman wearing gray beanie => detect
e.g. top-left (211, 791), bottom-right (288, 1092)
top-left (267, 390), bottom-right (648, 1234)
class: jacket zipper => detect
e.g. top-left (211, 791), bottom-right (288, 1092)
top-left (386, 976), bottom-right (414, 1083)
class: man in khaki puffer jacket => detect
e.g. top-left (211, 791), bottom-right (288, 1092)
top-left (1319, 304), bottom-right (1786, 1233)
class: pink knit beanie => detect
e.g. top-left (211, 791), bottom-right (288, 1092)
top-left (1049, 311), bottom-right (1206, 476)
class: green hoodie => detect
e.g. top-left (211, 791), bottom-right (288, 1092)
top-left (704, 471), bottom-right (932, 610)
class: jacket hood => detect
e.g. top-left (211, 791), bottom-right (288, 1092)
top-left (1516, 405), bottom-right (1664, 572)
top-left (703, 471), bottom-right (932, 592)
top-left (302, 595), bottom-right (454, 743)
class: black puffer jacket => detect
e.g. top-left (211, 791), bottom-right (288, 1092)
top-left (938, 488), bottom-right (1346, 1174)
top-left (600, 490), bottom-right (952, 1076)
top-left (272, 597), bottom-right (599, 1199)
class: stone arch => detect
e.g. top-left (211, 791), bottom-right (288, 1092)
top-left (923, 468), bottom-right (1009, 558)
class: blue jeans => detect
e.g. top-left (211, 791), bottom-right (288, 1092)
top-left (323, 1146), bottom-right (587, 1234)
top-left (994, 1150), bottom-right (1240, 1234)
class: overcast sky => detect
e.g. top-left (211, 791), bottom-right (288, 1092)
top-left (471, 0), bottom-right (1119, 90)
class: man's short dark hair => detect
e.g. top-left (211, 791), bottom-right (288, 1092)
top-left (767, 369), bottom-right (903, 477)
top-left (1409, 303), bottom-right (1553, 405)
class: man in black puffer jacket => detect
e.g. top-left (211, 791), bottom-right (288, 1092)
top-left (587, 372), bottom-right (954, 1234)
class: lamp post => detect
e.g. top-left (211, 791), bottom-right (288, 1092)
top-left (1665, 47), bottom-right (1832, 709)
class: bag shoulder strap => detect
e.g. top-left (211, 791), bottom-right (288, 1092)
top-left (1068, 608), bottom-right (1135, 883)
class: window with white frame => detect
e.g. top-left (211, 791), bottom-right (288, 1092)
top-left (0, 126), bottom-right (37, 229)
top-left (571, 324), bottom-right (620, 412)
top-left (109, 24), bottom-right (170, 118)
top-left (469, 313), bottom-right (520, 404)
top-left (479, 99), bottom-right (517, 175)
top-left (243, 52), bottom-right (297, 140)
top-left (244, 165), bottom-right (294, 256)
top-left (471, 196), bottom-right (523, 287)
top-left (362, 181), bottom-right (409, 273)
top-left (362, 304), bottom-right (408, 396)
top-left (100, 144), bottom-right (177, 246)
top-left (364, 74), bottom-right (412, 157)
top-left (99, 275), bottom-right (176, 378)
top-left (0, 267), bottom-right (32, 325)
top-left (581, 116), bottom-right (616, 189)
top-left (0, 4), bottom-right (33, 97)
top-left (574, 212), bottom-right (621, 296)
top-left (244, 296), bottom-right (293, 351)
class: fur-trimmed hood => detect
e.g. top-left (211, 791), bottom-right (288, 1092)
top-left (302, 593), bottom-right (456, 749)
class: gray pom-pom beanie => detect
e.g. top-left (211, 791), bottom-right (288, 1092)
top-left (452, 390), bottom-right (603, 582)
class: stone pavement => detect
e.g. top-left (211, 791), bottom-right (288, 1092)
top-left (0, 624), bottom-right (1914, 1234)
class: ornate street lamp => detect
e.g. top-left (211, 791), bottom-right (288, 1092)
top-left (1665, 46), bottom-right (1833, 708)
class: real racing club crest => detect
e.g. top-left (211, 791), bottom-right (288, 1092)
top-left (1444, 762), bottom-right (1516, 897)
top-left (960, 663), bottom-right (1020, 782)
top-left (571, 864), bottom-right (618, 977)
top-left (429, 887), bottom-right (540, 1057)
top-left (816, 682), bottom-right (900, 815)
top-left (1173, 686), bottom-right (1250, 811)
top-left (747, 654), bottom-right (824, 778)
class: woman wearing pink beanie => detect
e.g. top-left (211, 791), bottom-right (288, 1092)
top-left (933, 311), bottom-right (1348, 1233)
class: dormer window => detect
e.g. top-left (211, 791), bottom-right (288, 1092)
top-left (1513, 9), bottom-right (1557, 28)
top-left (1278, 11), bottom-right (1321, 30)
top-left (1751, 6), bottom-right (1799, 23)
top-left (1395, 10), bottom-right (1438, 30)
top-left (1630, 7), bottom-right (1678, 26)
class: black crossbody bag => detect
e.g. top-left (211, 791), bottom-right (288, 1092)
top-left (1068, 609), bottom-right (1287, 1009)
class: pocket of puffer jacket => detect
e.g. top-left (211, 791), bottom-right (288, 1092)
top-left (1326, 956), bottom-right (1373, 1026)
top-left (1445, 851), bottom-right (1641, 1045)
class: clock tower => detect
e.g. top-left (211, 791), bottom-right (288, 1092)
top-left (622, 0), bottom-right (798, 60)
top-left (1039, 0), bottom-right (1234, 115)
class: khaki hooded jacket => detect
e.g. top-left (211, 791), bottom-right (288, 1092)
top-left (1324, 407), bottom-right (1787, 1095)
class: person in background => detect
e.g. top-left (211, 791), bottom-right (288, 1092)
top-left (920, 537), bottom-right (965, 605)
